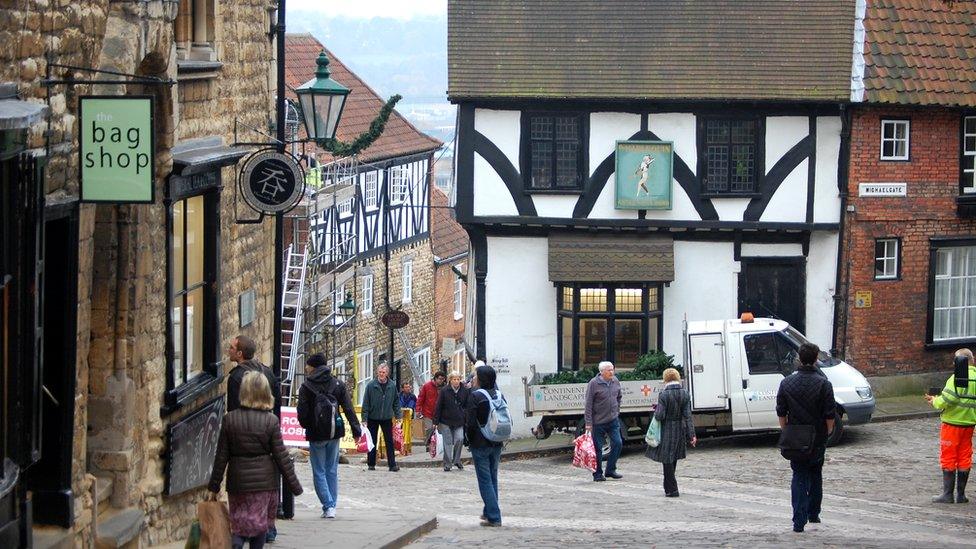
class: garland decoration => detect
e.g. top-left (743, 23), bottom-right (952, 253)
top-left (321, 94), bottom-right (403, 157)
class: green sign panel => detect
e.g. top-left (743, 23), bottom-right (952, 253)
top-left (80, 96), bottom-right (155, 203)
top-left (614, 140), bottom-right (673, 210)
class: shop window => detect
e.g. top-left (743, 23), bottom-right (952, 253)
top-left (556, 283), bottom-right (663, 371)
top-left (700, 117), bottom-right (762, 194)
top-left (874, 238), bottom-right (900, 280)
top-left (167, 192), bottom-right (219, 408)
top-left (175, 0), bottom-right (218, 64)
top-left (521, 112), bottom-right (588, 192)
top-left (880, 119), bottom-right (910, 161)
top-left (931, 243), bottom-right (976, 342)
top-left (962, 116), bottom-right (976, 194)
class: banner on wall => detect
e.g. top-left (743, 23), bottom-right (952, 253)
top-left (614, 140), bottom-right (673, 210)
top-left (79, 96), bottom-right (155, 203)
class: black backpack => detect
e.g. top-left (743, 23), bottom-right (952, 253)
top-left (307, 381), bottom-right (343, 439)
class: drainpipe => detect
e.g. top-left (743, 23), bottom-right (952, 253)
top-left (831, 105), bottom-right (852, 357)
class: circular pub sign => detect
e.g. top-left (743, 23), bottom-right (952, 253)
top-left (239, 149), bottom-right (305, 214)
top-left (381, 310), bottom-right (410, 329)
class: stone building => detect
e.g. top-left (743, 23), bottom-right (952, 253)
top-left (283, 34), bottom-right (442, 402)
top-left (2, 0), bottom-right (278, 546)
top-left (837, 1), bottom-right (976, 379)
top-left (431, 186), bottom-right (471, 373)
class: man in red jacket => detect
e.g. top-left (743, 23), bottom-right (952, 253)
top-left (416, 371), bottom-right (447, 440)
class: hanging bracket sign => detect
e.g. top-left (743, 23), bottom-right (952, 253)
top-left (381, 310), bottom-right (410, 329)
top-left (79, 96), bottom-right (155, 203)
top-left (238, 149), bottom-right (305, 214)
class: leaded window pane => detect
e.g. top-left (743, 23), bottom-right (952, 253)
top-left (614, 319), bottom-right (642, 369)
top-left (579, 288), bottom-right (607, 312)
top-left (531, 141), bottom-right (552, 188)
top-left (555, 141), bottom-right (579, 187)
top-left (706, 145), bottom-right (729, 192)
top-left (528, 114), bottom-right (583, 190)
top-left (730, 145), bottom-right (755, 192)
top-left (614, 288), bottom-right (642, 312)
top-left (531, 116), bottom-right (553, 140)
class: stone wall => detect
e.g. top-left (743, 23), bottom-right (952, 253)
top-left (839, 106), bottom-right (975, 376)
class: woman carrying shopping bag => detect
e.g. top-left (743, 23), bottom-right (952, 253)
top-left (209, 372), bottom-right (303, 548)
top-left (433, 371), bottom-right (470, 471)
top-left (645, 368), bottom-right (696, 497)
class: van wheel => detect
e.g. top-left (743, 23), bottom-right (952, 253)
top-left (826, 412), bottom-right (844, 447)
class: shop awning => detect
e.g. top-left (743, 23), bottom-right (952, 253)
top-left (548, 233), bottom-right (674, 283)
top-left (0, 84), bottom-right (47, 131)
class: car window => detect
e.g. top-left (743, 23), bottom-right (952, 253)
top-left (744, 332), bottom-right (795, 376)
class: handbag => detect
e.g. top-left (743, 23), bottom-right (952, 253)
top-left (644, 416), bottom-right (661, 448)
top-left (777, 424), bottom-right (816, 461)
top-left (196, 500), bottom-right (231, 549)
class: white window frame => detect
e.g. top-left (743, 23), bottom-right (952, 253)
top-left (874, 238), bottom-right (899, 280)
top-left (880, 119), bottom-right (910, 161)
top-left (402, 259), bottom-right (413, 303)
top-left (364, 171), bottom-right (379, 210)
top-left (337, 198), bottom-right (353, 217)
top-left (414, 346), bottom-right (431, 383)
top-left (332, 283), bottom-right (346, 325)
top-left (453, 273), bottom-right (464, 320)
top-left (357, 349), bottom-right (374, 405)
top-left (389, 165), bottom-right (410, 205)
top-left (932, 245), bottom-right (976, 342)
top-left (452, 347), bottom-right (466, 374)
top-left (362, 274), bottom-right (373, 315)
top-left (963, 116), bottom-right (976, 194)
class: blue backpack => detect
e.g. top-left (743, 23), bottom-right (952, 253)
top-left (476, 389), bottom-right (512, 442)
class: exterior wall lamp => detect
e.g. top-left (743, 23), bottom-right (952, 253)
top-left (294, 51), bottom-right (350, 143)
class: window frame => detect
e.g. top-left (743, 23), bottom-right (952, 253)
top-left (743, 331), bottom-right (797, 377)
top-left (388, 165), bottom-right (410, 205)
top-left (337, 197), bottom-right (353, 217)
top-left (927, 238), bottom-right (976, 347)
top-left (361, 274), bottom-right (373, 315)
top-left (555, 282), bottom-right (663, 372)
top-left (356, 349), bottom-right (374, 405)
top-left (961, 115), bottom-right (976, 195)
top-left (402, 259), bottom-right (413, 303)
top-left (880, 118), bottom-right (911, 162)
top-left (363, 171), bottom-right (379, 211)
top-left (164, 188), bottom-right (221, 414)
top-left (874, 237), bottom-right (901, 281)
top-left (453, 272), bottom-right (464, 320)
top-left (697, 115), bottom-right (765, 197)
top-left (519, 111), bottom-right (589, 194)
top-left (414, 346), bottom-right (432, 383)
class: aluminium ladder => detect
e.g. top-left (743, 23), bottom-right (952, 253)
top-left (280, 242), bottom-right (309, 406)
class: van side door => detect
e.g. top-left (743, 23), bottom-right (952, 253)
top-left (741, 331), bottom-right (796, 429)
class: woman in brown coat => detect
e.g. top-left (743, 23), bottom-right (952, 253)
top-left (209, 371), bottom-right (302, 548)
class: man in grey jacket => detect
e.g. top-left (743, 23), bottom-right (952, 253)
top-left (585, 361), bottom-right (623, 481)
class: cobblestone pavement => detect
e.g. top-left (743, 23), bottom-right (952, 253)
top-left (286, 417), bottom-right (976, 548)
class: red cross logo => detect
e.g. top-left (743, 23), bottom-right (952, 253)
top-left (640, 385), bottom-right (652, 397)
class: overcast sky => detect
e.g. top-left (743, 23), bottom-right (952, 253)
top-left (286, 0), bottom-right (445, 19)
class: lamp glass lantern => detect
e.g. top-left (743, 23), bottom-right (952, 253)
top-left (338, 292), bottom-right (356, 320)
top-left (295, 51), bottom-right (350, 142)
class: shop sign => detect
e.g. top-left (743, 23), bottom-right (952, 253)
top-left (238, 149), bottom-right (305, 214)
top-left (615, 140), bottom-right (673, 210)
top-left (381, 310), bottom-right (410, 329)
top-left (79, 96), bottom-right (155, 203)
top-left (858, 183), bottom-right (907, 197)
top-left (165, 396), bottom-right (224, 496)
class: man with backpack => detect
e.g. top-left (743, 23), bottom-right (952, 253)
top-left (297, 354), bottom-right (362, 519)
top-left (465, 363), bottom-right (512, 527)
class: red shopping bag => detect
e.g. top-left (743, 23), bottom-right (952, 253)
top-left (356, 429), bottom-right (375, 453)
top-left (393, 422), bottom-right (404, 452)
top-left (572, 433), bottom-right (597, 472)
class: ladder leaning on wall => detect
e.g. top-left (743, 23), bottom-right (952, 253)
top-left (279, 242), bottom-right (309, 406)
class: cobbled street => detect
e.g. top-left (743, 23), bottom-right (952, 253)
top-left (280, 417), bottom-right (976, 548)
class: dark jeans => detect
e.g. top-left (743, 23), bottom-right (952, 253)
top-left (663, 461), bottom-right (678, 495)
top-left (471, 445), bottom-right (502, 524)
top-left (790, 447), bottom-right (826, 529)
top-left (592, 417), bottom-right (623, 477)
top-left (367, 419), bottom-right (398, 468)
top-left (232, 534), bottom-right (265, 549)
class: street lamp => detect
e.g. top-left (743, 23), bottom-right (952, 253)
top-left (294, 51), bottom-right (350, 143)
top-left (338, 291), bottom-right (356, 321)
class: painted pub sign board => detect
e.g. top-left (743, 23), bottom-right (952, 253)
top-left (615, 140), bottom-right (673, 210)
top-left (79, 96), bottom-right (155, 203)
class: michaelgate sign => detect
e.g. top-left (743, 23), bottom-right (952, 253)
top-left (79, 96), bottom-right (155, 203)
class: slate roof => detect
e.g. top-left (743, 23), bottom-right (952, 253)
top-left (861, 0), bottom-right (976, 107)
top-left (284, 34), bottom-right (442, 163)
top-left (431, 186), bottom-right (469, 261)
top-left (548, 234), bottom-right (674, 283)
top-left (448, 0), bottom-right (855, 102)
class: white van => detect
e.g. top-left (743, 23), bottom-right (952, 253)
top-left (522, 316), bottom-right (875, 445)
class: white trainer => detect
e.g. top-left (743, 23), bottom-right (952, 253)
top-left (325, 507), bottom-right (336, 519)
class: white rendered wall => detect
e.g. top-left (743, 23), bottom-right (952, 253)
top-left (761, 117), bottom-right (809, 223)
top-left (475, 109), bottom-right (520, 167)
top-left (814, 117), bottom-right (842, 224)
top-left (804, 232), bottom-right (839, 349)
top-left (484, 236), bottom-right (556, 435)
top-left (740, 243), bottom-right (804, 257)
top-left (533, 195), bottom-right (579, 218)
top-left (586, 113), bottom-right (641, 220)
top-left (712, 198), bottom-right (750, 222)
top-left (473, 154), bottom-right (517, 216)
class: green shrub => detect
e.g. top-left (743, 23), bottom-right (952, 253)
top-left (540, 351), bottom-right (682, 385)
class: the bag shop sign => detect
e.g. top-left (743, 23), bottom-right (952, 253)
top-left (79, 96), bottom-right (155, 203)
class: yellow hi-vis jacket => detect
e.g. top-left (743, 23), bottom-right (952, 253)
top-left (933, 365), bottom-right (976, 427)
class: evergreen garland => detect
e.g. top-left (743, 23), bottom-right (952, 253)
top-left (321, 94), bottom-right (403, 157)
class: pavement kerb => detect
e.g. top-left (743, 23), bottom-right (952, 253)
top-left (379, 516), bottom-right (438, 549)
top-left (869, 410), bottom-right (940, 424)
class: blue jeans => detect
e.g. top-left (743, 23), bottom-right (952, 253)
top-left (790, 447), bottom-right (825, 529)
top-left (592, 417), bottom-right (623, 477)
top-left (471, 445), bottom-right (502, 524)
top-left (309, 439), bottom-right (341, 511)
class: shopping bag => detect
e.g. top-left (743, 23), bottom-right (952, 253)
top-left (572, 433), bottom-right (597, 472)
top-left (645, 416), bottom-right (661, 448)
top-left (429, 431), bottom-right (444, 459)
top-left (393, 422), bottom-right (404, 452)
top-left (196, 500), bottom-right (231, 549)
top-left (356, 429), bottom-right (375, 453)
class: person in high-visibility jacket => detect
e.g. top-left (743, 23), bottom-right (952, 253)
top-left (925, 349), bottom-right (976, 504)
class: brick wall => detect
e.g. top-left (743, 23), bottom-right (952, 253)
top-left (840, 106), bottom-right (976, 375)
top-left (434, 258), bottom-right (467, 365)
